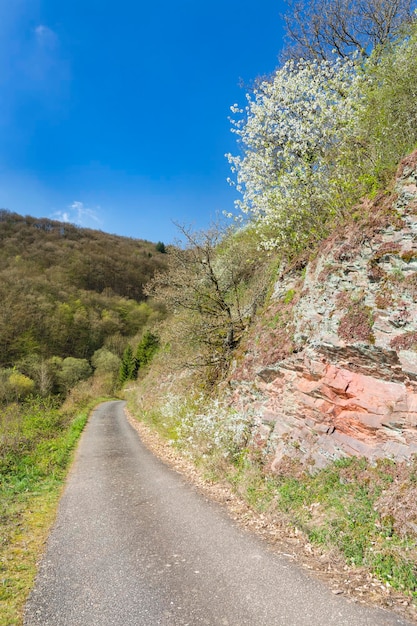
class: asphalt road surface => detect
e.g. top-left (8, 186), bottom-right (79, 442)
top-left (24, 401), bottom-right (412, 626)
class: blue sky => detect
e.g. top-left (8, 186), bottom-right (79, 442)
top-left (0, 1), bottom-right (286, 243)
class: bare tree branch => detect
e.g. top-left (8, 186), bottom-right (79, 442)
top-left (145, 223), bottom-right (268, 379)
top-left (281, 0), bottom-right (416, 61)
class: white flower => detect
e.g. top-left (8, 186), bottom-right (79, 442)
top-left (227, 57), bottom-right (363, 252)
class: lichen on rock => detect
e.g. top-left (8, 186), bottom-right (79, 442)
top-left (229, 151), bottom-right (417, 471)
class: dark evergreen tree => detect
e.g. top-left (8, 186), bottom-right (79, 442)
top-left (119, 345), bottom-right (136, 384)
top-left (156, 241), bottom-right (166, 253)
top-left (135, 331), bottom-right (159, 375)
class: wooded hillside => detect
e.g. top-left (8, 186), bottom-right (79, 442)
top-left (0, 211), bottom-right (166, 368)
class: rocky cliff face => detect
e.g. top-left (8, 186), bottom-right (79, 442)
top-left (229, 151), bottom-right (417, 471)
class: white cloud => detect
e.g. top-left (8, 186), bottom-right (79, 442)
top-left (0, 13), bottom-right (70, 125)
top-left (52, 202), bottom-right (103, 229)
top-left (34, 24), bottom-right (59, 50)
top-left (71, 201), bottom-right (102, 226)
top-left (53, 211), bottom-right (70, 223)
top-left (26, 24), bottom-right (68, 88)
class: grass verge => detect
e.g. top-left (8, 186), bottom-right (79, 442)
top-left (0, 397), bottom-right (104, 626)
top-left (227, 455), bottom-right (417, 600)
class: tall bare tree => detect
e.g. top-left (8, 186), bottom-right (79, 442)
top-left (145, 223), bottom-right (266, 377)
top-left (282, 0), bottom-right (416, 60)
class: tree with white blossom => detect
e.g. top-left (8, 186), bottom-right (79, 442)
top-left (227, 57), bottom-right (362, 253)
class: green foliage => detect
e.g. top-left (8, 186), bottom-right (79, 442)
top-left (283, 289), bottom-right (296, 304)
top-left (119, 345), bottom-right (136, 384)
top-left (357, 25), bottom-right (417, 184)
top-left (235, 456), bottom-right (417, 596)
top-left (146, 223), bottom-right (268, 381)
top-left (58, 358), bottom-right (92, 392)
top-left (135, 331), bottom-right (159, 373)
top-left (155, 241), bottom-right (166, 253)
top-left (0, 212), bottom-right (167, 368)
top-left (7, 371), bottom-right (35, 401)
top-left (91, 348), bottom-right (121, 376)
top-left (0, 393), bottom-right (97, 626)
top-left (14, 356), bottom-right (57, 397)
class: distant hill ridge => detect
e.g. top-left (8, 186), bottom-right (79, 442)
top-left (0, 210), bottom-right (163, 300)
top-left (0, 210), bottom-right (167, 367)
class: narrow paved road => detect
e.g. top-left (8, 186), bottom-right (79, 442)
top-left (24, 401), bottom-right (411, 626)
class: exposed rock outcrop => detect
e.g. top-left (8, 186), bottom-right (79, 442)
top-left (229, 151), bottom-right (417, 470)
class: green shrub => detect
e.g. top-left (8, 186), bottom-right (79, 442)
top-left (58, 357), bottom-right (92, 392)
top-left (358, 25), bottom-right (417, 183)
top-left (7, 371), bottom-right (35, 401)
top-left (91, 347), bottom-right (121, 376)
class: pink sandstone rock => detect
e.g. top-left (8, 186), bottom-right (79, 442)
top-left (229, 151), bottom-right (417, 470)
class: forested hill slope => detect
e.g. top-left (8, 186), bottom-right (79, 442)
top-left (0, 210), bottom-right (164, 300)
top-left (0, 210), bottom-right (167, 367)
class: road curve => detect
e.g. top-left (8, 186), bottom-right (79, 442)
top-left (24, 401), bottom-right (411, 626)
